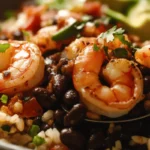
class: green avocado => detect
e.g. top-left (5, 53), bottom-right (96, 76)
top-left (104, 0), bottom-right (150, 41)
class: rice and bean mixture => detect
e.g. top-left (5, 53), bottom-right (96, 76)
top-left (0, 0), bottom-right (150, 150)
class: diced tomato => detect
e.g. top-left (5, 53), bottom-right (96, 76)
top-left (83, 2), bottom-right (102, 17)
top-left (22, 15), bottom-right (41, 33)
top-left (21, 6), bottom-right (46, 33)
top-left (22, 97), bottom-right (43, 118)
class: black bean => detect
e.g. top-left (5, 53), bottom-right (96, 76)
top-left (12, 30), bottom-right (24, 40)
top-left (57, 58), bottom-right (68, 71)
top-left (128, 102), bottom-right (145, 118)
top-left (44, 53), bottom-right (61, 65)
top-left (144, 100), bottom-right (150, 112)
top-left (0, 34), bottom-right (8, 40)
top-left (144, 76), bottom-right (150, 93)
top-left (88, 131), bottom-right (105, 149)
top-left (104, 136), bottom-right (114, 149)
top-left (122, 121), bottom-right (142, 135)
top-left (60, 128), bottom-right (86, 150)
top-left (54, 109), bottom-right (65, 125)
top-left (64, 104), bottom-right (86, 127)
top-left (41, 123), bottom-right (52, 131)
top-left (146, 92), bottom-right (150, 100)
top-left (33, 116), bottom-right (42, 126)
top-left (129, 145), bottom-right (147, 150)
top-left (103, 131), bottom-right (122, 149)
top-left (120, 133), bottom-right (131, 148)
top-left (139, 65), bottom-right (150, 75)
top-left (53, 74), bottom-right (68, 98)
top-left (63, 89), bottom-right (79, 108)
top-left (33, 87), bottom-right (58, 110)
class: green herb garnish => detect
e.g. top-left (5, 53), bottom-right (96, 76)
top-left (98, 26), bottom-right (125, 42)
top-left (33, 136), bottom-right (45, 146)
top-left (115, 34), bottom-right (131, 47)
top-left (0, 43), bottom-right (10, 53)
top-left (113, 48), bottom-right (128, 58)
top-left (93, 44), bottom-right (100, 51)
top-left (29, 125), bottom-right (40, 137)
top-left (1, 125), bottom-right (11, 132)
top-left (0, 94), bottom-right (8, 104)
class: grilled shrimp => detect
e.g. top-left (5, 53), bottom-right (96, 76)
top-left (73, 43), bottom-right (143, 118)
top-left (31, 26), bottom-right (61, 53)
top-left (62, 37), bottom-right (98, 59)
top-left (0, 40), bottom-right (45, 95)
top-left (135, 45), bottom-right (150, 68)
top-left (64, 37), bottom-right (143, 118)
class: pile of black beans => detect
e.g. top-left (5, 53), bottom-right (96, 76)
top-left (29, 52), bottom-right (150, 150)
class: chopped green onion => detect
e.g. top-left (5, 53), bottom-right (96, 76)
top-left (22, 30), bottom-right (30, 41)
top-left (52, 21), bottom-right (83, 41)
top-left (29, 125), bottom-right (40, 137)
top-left (0, 43), bottom-right (10, 53)
top-left (0, 94), bottom-right (8, 104)
top-left (113, 48), bottom-right (128, 58)
top-left (1, 125), bottom-right (11, 132)
top-left (22, 30), bottom-right (30, 37)
top-left (93, 44), bottom-right (100, 51)
top-left (33, 136), bottom-right (45, 146)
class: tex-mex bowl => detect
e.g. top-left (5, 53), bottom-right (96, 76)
top-left (0, 0), bottom-right (150, 150)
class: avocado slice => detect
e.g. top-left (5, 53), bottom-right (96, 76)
top-left (105, 0), bottom-right (150, 41)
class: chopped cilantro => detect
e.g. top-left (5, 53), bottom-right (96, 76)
top-left (29, 125), bottom-right (40, 137)
top-left (0, 43), bottom-right (10, 53)
top-left (0, 94), bottom-right (8, 104)
top-left (98, 26), bottom-right (125, 42)
top-left (33, 136), bottom-right (45, 146)
top-left (1, 125), bottom-right (10, 132)
top-left (113, 48), bottom-right (128, 58)
top-left (93, 44), bottom-right (100, 51)
top-left (115, 34), bottom-right (131, 47)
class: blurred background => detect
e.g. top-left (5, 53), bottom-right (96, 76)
top-left (0, 0), bottom-right (34, 19)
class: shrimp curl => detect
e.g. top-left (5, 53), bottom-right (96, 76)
top-left (0, 40), bottom-right (45, 95)
top-left (64, 38), bottom-right (143, 118)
